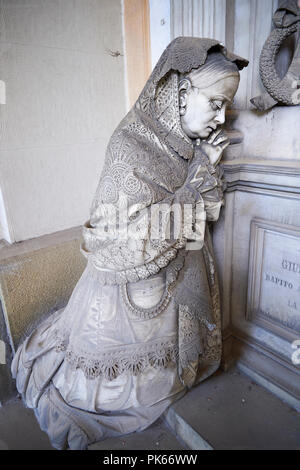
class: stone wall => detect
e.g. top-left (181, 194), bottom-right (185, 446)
top-left (0, 227), bottom-right (86, 403)
top-left (0, 0), bottom-right (126, 242)
top-left (0, 0), bottom-right (127, 403)
top-left (168, 0), bottom-right (300, 410)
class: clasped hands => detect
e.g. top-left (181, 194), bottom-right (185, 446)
top-left (187, 129), bottom-right (229, 190)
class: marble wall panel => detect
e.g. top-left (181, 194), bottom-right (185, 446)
top-left (247, 219), bottom-right (300, 342)
top-left (222, 182), bottom-right (300, 365)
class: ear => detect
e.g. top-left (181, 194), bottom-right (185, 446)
top-left (178, 78), bottom-right (192, 116)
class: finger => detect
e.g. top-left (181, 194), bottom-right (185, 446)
top-left (219, 140), bottom-right (230, 152)
top-left (214, 135), bottom-right (229, 146)
top-left (206, 128), bottom-right (222, 144)
top-left (206, 128), bottom-right (221, 144)
top-left (212, 129), bottom-right (228, 144)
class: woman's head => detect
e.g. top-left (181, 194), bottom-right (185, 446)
top-left (179, 52), bottom-right (240, 139)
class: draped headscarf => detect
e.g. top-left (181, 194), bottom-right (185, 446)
top-left (184, 51), bottom-right (240, 89)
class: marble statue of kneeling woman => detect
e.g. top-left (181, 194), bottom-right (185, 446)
top-left (11, 37), bottom-right (248, 450)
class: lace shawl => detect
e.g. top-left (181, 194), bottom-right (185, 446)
top-left (81, 37), bottom-right (248, 284)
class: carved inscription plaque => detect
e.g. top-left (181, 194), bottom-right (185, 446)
top-left (247, 219), bottom-right (300, 341)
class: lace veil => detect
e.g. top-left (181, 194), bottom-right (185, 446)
top-left (81, 37), bottom-right (248, 284)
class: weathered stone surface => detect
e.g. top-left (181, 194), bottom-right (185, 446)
top-left (0, 364), bottom-right (299, 449)
top-left (247, 219), bottom-right (300, 338)
top-left (89, 418), bottom-right (187, 451)
top-left (0, 227), bottom-right (86, 351)
top-left (165, 367), bottom-right (300, 450)
top-left (213, 159), bottom-right (300, 407)
top-left (232, 336), bottom-right (300, 411)
top-left (0, 0), bottom-right (126, 242)
top-left (250, 1), bottom-right (300, 110)
top-left (0, 302), bottom-right (16, 405)
top-left (0, 397), bottom-right (53, 450)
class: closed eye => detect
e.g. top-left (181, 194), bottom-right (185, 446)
top-left (210, 100), bottom-right (223, 111)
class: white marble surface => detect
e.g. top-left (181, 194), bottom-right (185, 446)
top-left (247, 220), bottom-right (300, 338)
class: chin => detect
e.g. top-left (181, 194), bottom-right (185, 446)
top-left (199, 129), bottom-right (211, 139)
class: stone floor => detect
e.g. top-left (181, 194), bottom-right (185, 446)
top-left (0, 397), bottom-right (185, 451)
top-left (0, 366), bottom-right (299, 450)
top-left (165, 367), bottom-right (300, 450)
top-left (0, 397), bottom-right (53, 450)
top-left (89, 419), bottom-right (187, 451)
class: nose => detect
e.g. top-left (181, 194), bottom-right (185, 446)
top-left (215, 106), bottom-right (226, 125)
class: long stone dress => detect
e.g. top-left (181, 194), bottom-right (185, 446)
top-left (11, 37), bottom-right (248, 450)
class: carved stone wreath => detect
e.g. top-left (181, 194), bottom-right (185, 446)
top-left (259, 23), bottom-right (299, 105)
top-left (251, 0), bottom-right (300, 111)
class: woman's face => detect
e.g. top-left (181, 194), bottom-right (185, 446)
top-left (180, 75), bottom-right (240, 140)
